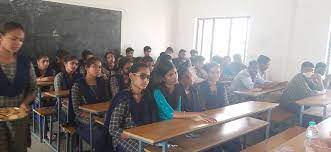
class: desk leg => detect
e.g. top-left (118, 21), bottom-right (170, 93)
top-left (89, 112), bottom-right (93, 151)
top-left (323, 106), bottom-right (327, 120)
top-left (299, 105), bottom-right (304, 126)
top-left (138, 140), bottom-right (144, 152)
top-left (161, 141), bottom-right (168, 152)
top-left (265, 109), bottom-right (272, 139)
top-left (57, 97), bottom-right (61, 152)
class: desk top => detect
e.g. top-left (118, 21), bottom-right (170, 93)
top-left (234, 85), bottom-right (286, 97)
top-left (272, 117), bottom-right (331, 151)
top-left (124, 101), bottom-right (279, 144)
top-left (79, 102), bottom-right (110, 114)
top-left (0, 107), bottom-right (28, 122)
top-left (296, 91), bottom-right (331, 106)
top-left (44, 90), bottom-right (70, 98)
top-left (36, 80), bottom-right (54, 87)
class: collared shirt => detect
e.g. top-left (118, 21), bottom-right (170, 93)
top-left (230, 69), bottom-right (256, 91)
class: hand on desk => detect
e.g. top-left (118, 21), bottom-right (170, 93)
top-left (19, 102), bottom-right (30, 112)
top-left (121, 132), bottom-right (130, 139)
top-left (192, 113), bottom-right (217, 123)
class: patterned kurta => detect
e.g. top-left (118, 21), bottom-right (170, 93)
top-left (108, 101), bottom-right (139, 152)
top-left (0, 62), bottom-right (37, 152)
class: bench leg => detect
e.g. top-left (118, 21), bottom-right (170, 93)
top-left (299, 105), bottom-right (304, 126)
top-left (265, 109), bottom-right (272, 138)
top-left (161, 141), bottom-right (168, 152)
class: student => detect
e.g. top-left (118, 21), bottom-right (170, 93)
top-left (0, 21), bottom-right (36, 152)
top-left (280, 62), bottom-right (326, 114)
top-left (110, 57), bottom-right (133, 97)
top-left (102, 50), bottom-right (117, 78)
top-left (191, 55), bottom-right (207, 83)
top-left (173, 49), bottom-right (189, 69)
top-left (190, 49), bottom-right (199, 60)
top-left (164, 47), bottom-right (174, 56)
top-left (71, 57), bottom-right (110, 152)
top-left (106, 63), bottom-right (158, 152)
top-left (223, 54), bottom-right (246, 78)
top-left (178, 64), bottom-right (203, 112)
top-left (143, 46), bottom-right (152, 57)
top-left (152, 60), bottom-right (215, 122)
top-left (141, 56), bottom-right (154, 72)
top-left (35, 53), bottom-right (55, 82)
top-left (311, 62), bottom-right (331, 90)
top-left (34, 53), bottom-right (56, 106)
top-left (125, 47), bottom-right (134, 60)
top-left (78, 50), bottom-right (94, 75)
top-left (50, 49), bottom-right (69, 74)
top-left (54, 55), bottom-right (81, 91)
top-left (196, 63), bottom-right (226, 110)
top-left (230, 60), bottom-right (263, 91)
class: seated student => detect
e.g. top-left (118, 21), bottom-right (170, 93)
top-left (190, 49), bottom-right (199, 61)
top-left (54, 55), bottom-right (82, 91)
top-left (0, 21), bottom-right (36, 152)
top-left (173, 49), bottom-right (190, 69)
top-left (34, 53), bottom-right (56, 106)
top-left (178, 64), bottom-right (203, 112)
top-left (106, 63), bottom-right (158, 152)
top-left (196, 63), bottom-right (226, 110)
top-left (223, 54), bottom-right (246, 79)
top-left (230, 60), bottom-right (263, 91)
top-left (164, 46), bottom-right (174, 56)
top-left (125, 47), bottom-right (135, 60)
top-left (256, 55), bottom-right (287, 88)
top-left (35, 53), bottom-right (56, 82)
top-left (280, 61), bottom-right (326, 114)
top-left (311, 62), bottom-right (331, 90)
top-left (143, 46), bottom-right (152, 57)
top-left (102, 50), bottom-right (117, 78)
top-left (50, 49), bottom-right (69, 74)
top-left (191, 55), bottom-right (207, 83)
top-left (152, 60), bottom-right (215, 122)
top-left (110, 57), bottom-right (133, 97)
top-left (71, 57), bottom-right (110, 152)
top-left (141, 56), bottom-right (154, 72)
top-left (78, 50), bottom-right (94, 75)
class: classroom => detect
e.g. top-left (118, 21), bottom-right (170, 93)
top-left (0, 0), bottom-right (331, 152)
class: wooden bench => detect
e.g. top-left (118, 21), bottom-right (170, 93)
top-left (303, 106), bottom-right (331, 118)
top-left (145, 117), bottom-right (268, 152)
top-left (33, 107), bottom-right (56, 116)
top-left (259, 107), bottom-right (294, 122)
top-left (241, 126), bottom-right (305, 152)
top-left (94, 116), bottom-right (105, 126)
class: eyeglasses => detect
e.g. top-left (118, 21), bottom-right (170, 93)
top-left (133, 73), bottom-right (151, 80)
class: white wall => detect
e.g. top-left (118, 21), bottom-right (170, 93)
top-left (45, 0), bottom-right (176, 57)
top-left (174, 0), bottom-right (331, 81)
top-left (175, 0), bottom-right (295, 81)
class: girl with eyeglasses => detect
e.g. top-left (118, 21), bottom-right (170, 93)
top-left (106, 63), bottom-right (158, 152)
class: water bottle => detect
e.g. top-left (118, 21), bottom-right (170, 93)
top-left (305, 121), bottom-right (319, 151)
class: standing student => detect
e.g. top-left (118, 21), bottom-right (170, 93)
top-left (0, 21), bottom-right (36, 152)
top-left (143, 46), bottom-right (152, 57)
top-left (106, 63), bottom-right (158, 152)
top-left (110, 57), bottom-right (133, 97)
top-left (152, 60), bottom-right (215, 122)
top-left (71, 57), bottom-right (110, 152)
top-left (196, 63), bottom-right (226, 110)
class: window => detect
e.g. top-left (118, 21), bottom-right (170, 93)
top-left (194, 17), bottom-right (250, 62)
top-left (326, 18), bottom-right (331, 73)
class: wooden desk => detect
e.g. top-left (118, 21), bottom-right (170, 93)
top-left (43, 90), bottom-right (69, 151)
top-left (78, 102), bottom-right (110, 149)
top-left (272, 117), bottom-right (331, 152)
top-left (296, 91), bottom-right (331, 126)
top-left (124, 101), bottom-right (279, 152)
top-left (36, 81), bottom-right (54, 87)
top-left (234, 85), bottom-right (286, 99)
top-left (0, 107), bottom-right (27, 122)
